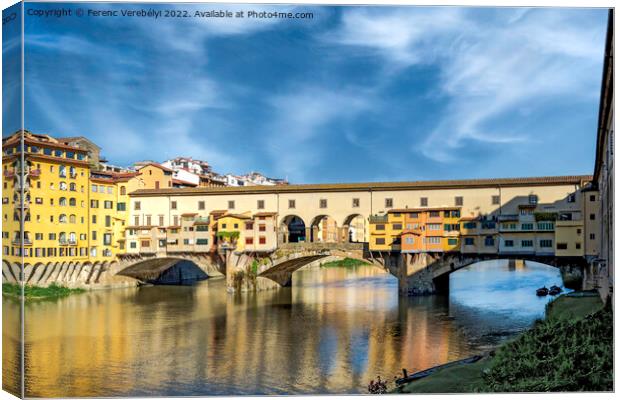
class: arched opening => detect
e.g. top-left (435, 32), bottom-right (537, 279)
top-left (342, 214), bottom-right (367, 243)
top-left (310, 215), bottom-right (338, 243)
top-left (280, 215), bottom-right (307, 243)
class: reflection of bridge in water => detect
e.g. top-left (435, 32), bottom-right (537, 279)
top-left (114, 241), bottom-right (587, 295)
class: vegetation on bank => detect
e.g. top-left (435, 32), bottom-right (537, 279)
top-left (2, 283), bottom-right (85, 300)
top-left (395, 293), bottom-right (611, 393)
top-left (321, 258), bottom-right (369, 268)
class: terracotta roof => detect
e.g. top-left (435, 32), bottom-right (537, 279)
top-left (388, 207), bottom-right (461, 213)
top-left (210, 209), bottom-right (228, 215)
top-left (137, 163), bottom-right (174, 173)
top-left (181, 213), bottom-right (198, 217)
top-left (459, 216), bottom-right (479, 221)
top-left (254, 212), bottom-right (278, 217)
top-left (215, 213), bottom-right (252, 220)
top-left (129, 175), bottom-right (592, 197)
top-left (172, 178), bottom-right (198, 187)
top-left (126, 225), bottom-right (156, 229)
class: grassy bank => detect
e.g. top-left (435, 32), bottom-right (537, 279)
top-left (321, 258), bottom-right (369, 268)
top-left (397, 292), bottom-right (610, 393)
top-left (2, 283), bottom-right (85, 300)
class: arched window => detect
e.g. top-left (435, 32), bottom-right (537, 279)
top-left (59, 197), bottom-right (67, 206)
top-left (59, 232), bottom-right (67, 243)
top-left (59, 214), bottom-right (67, 223)
top-left (59, 182), bottom-right (67, 191)
top-left (59, 165), bottom-right (66, 178)
top-left (69, 198), bottom-right (76, 206)
top-left (69, 166), bottom-right (76, 177)
top-left (69, 214), bottom-right (76, 224)
top-left (69, 232), bottom-right (76, 244)
top-left (49, 183), bottom-right (55, 190)
top-left (69, 183), bottom-right (76, 191)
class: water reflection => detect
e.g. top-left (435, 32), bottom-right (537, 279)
top-left (2, 260), bottom-right (564, 396)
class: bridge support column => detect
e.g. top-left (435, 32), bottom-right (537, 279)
top-left (390, 252), bottom-right (449, 296)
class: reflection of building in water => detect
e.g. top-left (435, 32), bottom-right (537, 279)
top-left (15, 267), bottom-right (477, 397)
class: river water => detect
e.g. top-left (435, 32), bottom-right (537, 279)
top-left (3, 259), bottom-right (565, 397)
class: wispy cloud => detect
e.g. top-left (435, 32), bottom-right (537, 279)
top-left (329, 7), bottom-right (606, 163)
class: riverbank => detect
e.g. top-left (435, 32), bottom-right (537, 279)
top-left (395, 292), bottom-right (610, 393)
top-left (2, 283), bottom-right (86, 300)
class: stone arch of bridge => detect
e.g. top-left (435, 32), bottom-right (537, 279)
top-left (116, 256), bottom-right (224, 283)
top-left (342, 214), bottom-right (367, 243)
top-left (279, 214), bottom-right (308, 244)
top-left (309, 214), bottom-right (339, 244)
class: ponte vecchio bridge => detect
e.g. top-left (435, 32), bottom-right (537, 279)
top-left (109, 175), bottom-right (597, 294)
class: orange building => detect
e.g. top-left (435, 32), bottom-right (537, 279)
top-left (397, 207), bottom-right (461, 253)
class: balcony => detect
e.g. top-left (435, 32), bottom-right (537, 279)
top-left (12, 238), bottom-right (32, 246)
top-left (59, 239), bottom-right (68, 246)
top-left (29, 169), bottom-right (41, 177)
top-left (498, 214), bottom-right (519, 222)
top-left (369, 215), bottom-right (388, 223)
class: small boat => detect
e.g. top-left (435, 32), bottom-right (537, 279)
top-left (536, 287), bottom-right (549, 296)
top-left (549, 285), bottom-right (563, 295)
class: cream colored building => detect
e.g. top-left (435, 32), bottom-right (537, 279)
top-left (127, 176), bottom-right (592, 256)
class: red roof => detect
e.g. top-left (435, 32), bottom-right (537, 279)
top-left (138, 163), bottom-right (174, 173)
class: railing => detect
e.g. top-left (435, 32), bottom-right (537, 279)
top-left (12, 238), bottom-right (32, 245)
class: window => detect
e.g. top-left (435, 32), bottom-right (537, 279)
top-left (455, 196), bottom-right (463, 206)
top-left (576, 243), bottom-right (582, 250)
top-left (103, 233), bottom-right (112, 246)
top-left (590, 194), bottom-right (596, 202)
top-left (245, 237), bottom-right (254, 245)
top-left (528, 194), bottom-right (538, 205)
top-left (196, 225), bottom-right (209, 232)
top-left (521, 223), bottom-right (534, 230)
top-left (59, 197), bottom-right (67, 206)
top-left (504, 240), bottom-right (514, 247)
top-left (429, 211), bottom-right (440, 218)
top-left (540, 239), bottom-right (553, 248)
top-left (196, 239), bottom-right (209, 245)
top-left (120, 186), bottom-right (126, 195)
top-left (556, 243), bottom-right (568, 250)
top-left (426, 237), bottom-right (441, 244)
top-left (117, 203), bottom-right (126, 211)
top-left (92, 215), bottom-right (97, 224)
top-left (69, 198), bottom-right (76, 206)
top-left (375, 224), bottom-right (385, 231)
top-left (259, 237), bottom-right (266, 245)
top-left (405, 237), bottom-right (414, 244)
top-left (577, 228), bottom-right (581, 235)
top-left (567, 193), bottom-right (576, 203)
top-left (92, 184), bottom-right (97, 193)
top-left (198, 201), bottom-right (205, 210)
top-left (392, 223), bottom-right (402, 230)
top-left (159, 216), bottom-right (164, 226)
top-left (107, 186), bottom-right (113, 194)
top-left (537, 222), bottom-right (554, 230)
top-left (171, 201), bottom-right (177, 210)
top-left (228, 200), bottom-right (235, 209)
top-left (320, 199), bottom-right (327, 208)
top-left (92, 231), bottom-right (97, 240)
top-left (375, 238), bottom-right (385, 245)
top-left (69, 183), bottom-right (76, 191)
top-left (289, 199), bottom-right (295, 209)
top-left (590, 233), bottom-right (596, 240)
top-left (385, 198), bottom-right (393, 208)
top-left (104, 200), bottom-right (113, 209)
top-left (245, 222), bottom-right (254, 230)
top-left (141, 240), bottom-right (150, 248)
top-left (130, 242), bottom-right (137, 249)
top-left (464, 237), bottom-right (475, 246)
top-left (492, 195), bottom-right (500, 205)
top-left (257, 200), bottom-right (265, 209)
top-left (427, 223), bottom-right (441, 230)
top-left (352, 198), bottom-right (360, 208)
top-left (448, 238), bottom-right (458, 245)
top-left (590, 214), bottom-right (596, 220)
top-left (420, 197), bottom-right (428, 207)
top-left (463, 222), bottom-right (477, 229)
top-left (484, 236), bottom-right (494, 246)
top-left (134, 201), bottom-right (141, 210)
top-left (521, 240), bottom-right (533, 248)
top-left (259, 225), bottom-right (266, 232)
top-left (134, 216), bottom-right (140, 226)
top-left (146, 215), bottom-right (151, 226)
top-left (409, 212), bottom-right (418, 218)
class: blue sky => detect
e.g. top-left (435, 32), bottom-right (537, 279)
top-left (3, 4), bottom-right (609, 183)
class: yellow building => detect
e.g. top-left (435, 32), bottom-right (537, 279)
top-left (369, 211), bottom-right (406, 251)
top-left (2, 131), bottom-right (91, 264)
top-left (135, 163), bottom-right (173, 190)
